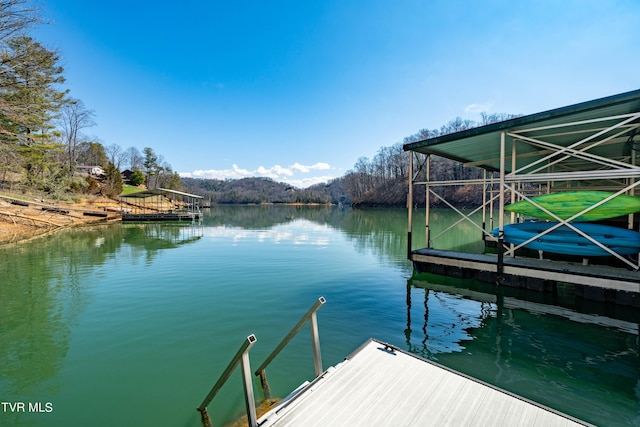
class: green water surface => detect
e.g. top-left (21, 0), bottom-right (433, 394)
top-left (0, 206), bottom-right (638, 426)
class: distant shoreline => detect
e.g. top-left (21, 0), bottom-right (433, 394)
top-left (0, 196), bottom-right (343, 246)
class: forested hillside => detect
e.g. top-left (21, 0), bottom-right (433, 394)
top-left (180, 114), bottom-right (520, 207)
top-left (340, 113), bottom-right (520, 207)
top-left (181, 177), bottom-right (334, 204)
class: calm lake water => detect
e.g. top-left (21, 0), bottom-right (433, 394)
top-left (1, 206), bottom-right (638, 426)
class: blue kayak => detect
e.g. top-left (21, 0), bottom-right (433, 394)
top-left (491, 222), bottom-right (640, 256)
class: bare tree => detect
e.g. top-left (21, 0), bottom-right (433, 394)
top-left (125, 146), bottom-right (143, 170)
top-left (59, 98), bottom-right (95, 175)
top-left (105, 143), bottom-right (126, 170)
top-left (0, 0), bottom-right (40, 43)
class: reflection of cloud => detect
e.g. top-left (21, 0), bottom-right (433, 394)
top-left (179, 162), bottom-right (335, 188)
top-left (202, 220), bottom-right (331, 246)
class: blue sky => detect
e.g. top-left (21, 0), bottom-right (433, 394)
top-left (34, 0), bottom-right (640, 187)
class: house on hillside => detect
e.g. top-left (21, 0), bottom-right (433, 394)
top-left (121, 169), bottom-right (133, 183)
top-left (76, 165), bottom-right (105, 177)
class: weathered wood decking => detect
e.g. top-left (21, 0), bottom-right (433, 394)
top-left (257, 339), bottom-right (591, 427)
top-left (411, 248), bottom-right (640, 306)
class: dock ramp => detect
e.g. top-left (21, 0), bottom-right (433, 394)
top-left (257, 338), bottom-right (592, 427)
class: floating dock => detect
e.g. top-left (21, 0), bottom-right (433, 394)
top-left (257, 338), bottom-right (591, 426)
top-left (411, 248), bottom-right (640, 306)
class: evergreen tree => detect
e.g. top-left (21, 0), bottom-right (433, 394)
top-left (102, 162), bottom-right (123, 197)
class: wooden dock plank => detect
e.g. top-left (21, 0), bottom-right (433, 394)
top-left (411, 248), bottom-right (640, 295)
top-left (258, 339), bottom-right (591, 427)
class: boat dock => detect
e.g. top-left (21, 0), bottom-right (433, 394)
top-left (257, 338), bottom-right (591, 426)
top-left (411, 248), bottom-right (640, 306)
top-left (119, 187), bottom-right (203, 221)
top-left (403, 90), bottom-right (640, 307)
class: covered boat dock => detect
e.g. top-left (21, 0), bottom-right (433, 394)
top-left (119, 187), bottom-right (203, 221)
top-left (403, 89), bottom-right (640, 306)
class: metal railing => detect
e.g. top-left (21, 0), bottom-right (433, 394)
top-left (195, 297), bottom-right (326, 426)
top-left (254, 297), bottom-right (326, 399)
top-left (197, 334), bottom-right (258, 427)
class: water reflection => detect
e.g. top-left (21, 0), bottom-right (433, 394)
top-left (0, 222), bottom-right (203, 401)
top-left (406, 273), bottom-right (640, 425)
top-left (121, 222), bottom-right (203, 264)
top-left (202, 205), bottom-right (414, 267)
top-left (0, 227), bottom-right (121, 400)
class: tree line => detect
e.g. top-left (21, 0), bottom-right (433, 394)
top-left (339, 113), bottom-right (520, 207)
top-left (181, 176), bottom-right (333, 205)
top-left (0, 0), bottom-right (179, 199)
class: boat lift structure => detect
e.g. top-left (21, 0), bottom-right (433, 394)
top-left (403, 89), bottom-right (640, 306)
top-left (119, 187), bottom-right (203, 221)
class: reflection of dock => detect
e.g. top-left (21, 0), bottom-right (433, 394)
top-left (402, 277), bottom-right (636, 426)
top-left (409, 275), bottom-right (639, 335)
top-left (121, 212), bottom-right (200, 221)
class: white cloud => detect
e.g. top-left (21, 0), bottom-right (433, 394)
top-left (179, 162), bottom-right (336, 188)
top-left (464, 93), bottom-right (502, 114)
top-left (284, 175), bottom-right (336, 188)
top-left (291, 162), bottom-right (331, 173)
top-left (464, 103), bottom-right (491, 113)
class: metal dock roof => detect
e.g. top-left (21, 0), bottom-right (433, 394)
top-left (257, 339), bottom-right (592, 427)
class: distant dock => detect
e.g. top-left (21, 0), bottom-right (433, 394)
top-left (257, 338), bottom-right (591, 426)
top-left (119, 187), bottom-right (203, 222)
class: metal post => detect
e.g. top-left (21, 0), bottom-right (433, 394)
top-left (489, 172), bottom-right (495, 230)
top-left (497, 132), bottom-right (506, 280)
top-left (310, 312), bottom-right (323, 377)
top-left (425, 154), bottom-right (431, 248)
top-left (197, 334), bottom-right (257, 426)
top-left (482, 169), bottom-right (487, 237)
top-left (255, 298), bottom-right (326, 397)
top-left (510, 138), bottom-right (517, 226)
top-left (631, 149), bottom-right (639, 269)
top-left (258, 370), bottom-right (272, 400)
top-left (407, 152), bottom-right (414, 259)
top-left (241, 351), bottom-right (258, 427)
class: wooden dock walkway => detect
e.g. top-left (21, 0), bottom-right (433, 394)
top-left (411, 248), bottom-right (640, 306)
top-left (257, 339), bottom-right (591, 427)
